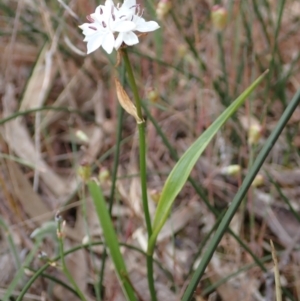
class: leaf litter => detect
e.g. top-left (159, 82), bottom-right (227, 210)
top-left (1, 0), bottom-right (300, 300)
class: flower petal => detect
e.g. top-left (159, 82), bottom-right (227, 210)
top-left (122, 31), bottom-right (139, 46)
top-left (122, 0), bottom-right (136, 11)
top-left (86, 33), bottom-right (104, 54)
top-left (113, 20), bottom-right (136, 32)
top-left (135, 17), bottom-right (160, 32)
top-left (102, 32), bottom-right (115, 54)
top-left (104, 0), bottom-right (114, 9)
top-left (115, 32), bottom-right (124, 49)
top-left (80, 23), bottom-right (103, 37)
top-left (91, 5), bottom-right (106, 23)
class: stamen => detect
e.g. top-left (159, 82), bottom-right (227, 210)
top-left (102, 21), bottom-right (107, 28)
top-left (111, 6), bottom-right (115, 21)
top-left (86, 15), bottom-right (94, 23)
top-left (100, 7), bottom-right (103, 14)
top-left (88, 25), bottom-right (97, 30)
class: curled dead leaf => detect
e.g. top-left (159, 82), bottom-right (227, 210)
top-left (114, 77), bottom-right (143, 124)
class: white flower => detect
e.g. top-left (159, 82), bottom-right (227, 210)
top-left (114, 0), bottom-right (160, 49)
top-left (79, 0), bottom-right (160, 54)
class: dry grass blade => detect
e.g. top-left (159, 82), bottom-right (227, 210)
top-left (270, 240), bottom-right (282, 301)
top-left (19, 42), bottom-right (57, 110)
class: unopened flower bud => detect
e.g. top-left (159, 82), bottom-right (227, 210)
top-left (248, 124), bottom-right (262, 145)
top-left (99, 167), bottom-right (110, 184)
top-left (82, 235), bottom-right (89, 245)
top-left (211, 5), bottom-right (227, 31)
top-left (221, 164), bottom-right (241, 177)
top-left (156, 0), bottom-right (172, 20)
top-left (75, 130), bottom-right (89, 143)
top-left (178, 44), bottom-right (188, 58)
top-left (150, 189), bottom-right (161, 204)
top-left (77, 161), bottom-right (91, 182)
top-left (147, 89), bottom-right (159, 103)
top-left (252, 174), bottom-right (264, 187)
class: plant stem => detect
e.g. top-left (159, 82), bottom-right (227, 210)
top-left (217, 32), bottom-right (229, 105)
top-left (3, 238), bottom-right (42, 301)
top-left (122, 49), bottom-right (157, 301)
top-left (99, 65), bottom-right (125, 299)
top-left (57, 220), bottom-right (88, 301)
top-left (17, 240), bottom-right (172, 301)
top-left (181, 88), bottom-right (300, 301)
top-left (170, 10), bottom-right (207, 72)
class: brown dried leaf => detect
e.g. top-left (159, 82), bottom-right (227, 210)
top-left (6, 160), bottom-right (50, 225)
top-left (20, 42), bottom-right (57, 110)
top-left (115, 77), bottom-right (143, 123)
top-left (1, 84), bottom-right (76, 200)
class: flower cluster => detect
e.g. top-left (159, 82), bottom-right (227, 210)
top-left (79, 0), bottom-right (160, 54)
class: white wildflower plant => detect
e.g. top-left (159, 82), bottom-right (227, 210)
top-left (79, 0), bottom-right (160, 54)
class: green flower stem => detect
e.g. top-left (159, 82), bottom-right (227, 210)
top-left (57, 220), bottom-right (88, 301)
top-left (181, 88), bottom-right (300, 301)
top-left (25, 267), bottom-right (80, 298)
top-left (122, 49), bottom-right (157, 301)
top-left (122, 50), bottom-right (143, 121)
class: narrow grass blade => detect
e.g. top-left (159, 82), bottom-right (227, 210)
top-left (16, 240), bottom-right (172, 301)
top-left (2, 238), bottom-right (42, 301)
top-left (181, 88), bottom-right (300, 301)
top-left (88, 180), bottom-right (137, 301)
top-left (148, 70), bottom-right (268, 255)
top-left (0, 217), bottom-right (21, 270)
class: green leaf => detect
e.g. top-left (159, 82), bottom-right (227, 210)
top-left (148, 70), bottom-right (268, 255)
top-left (88, 181), bottom-right (138, 301)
